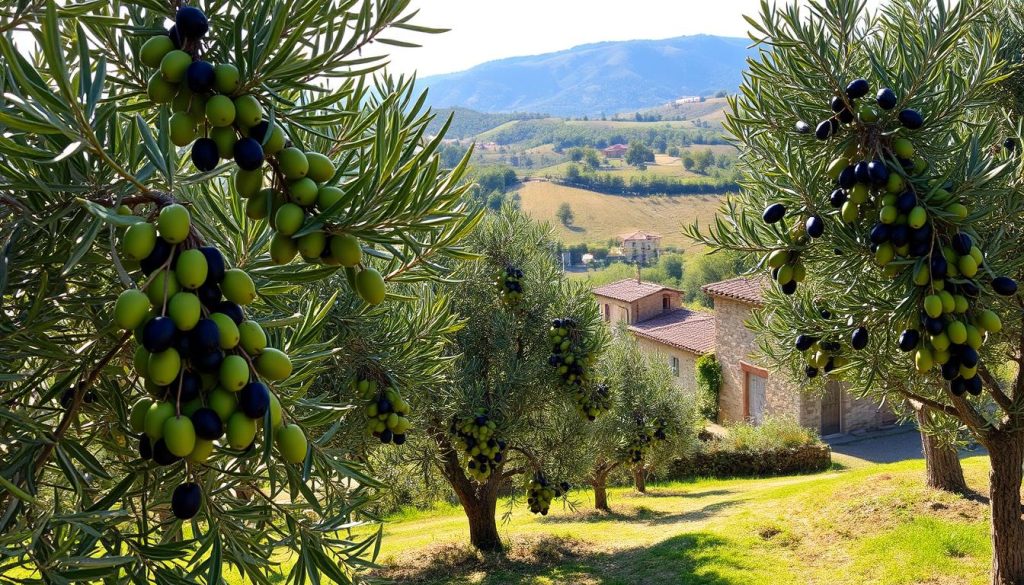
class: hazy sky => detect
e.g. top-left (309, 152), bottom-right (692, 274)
top-left (384, 0), bottom-right (883, 77)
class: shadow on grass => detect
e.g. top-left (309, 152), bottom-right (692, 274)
top-left (645, 488), bottom-right (735, 499)
top-left (378, 532), bottom-right (740, 584)
top-left (535, 499), bottom-right (740, 527)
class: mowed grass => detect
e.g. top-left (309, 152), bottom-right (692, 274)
top-left (375, 456), bottom-right (994, 585)
top-left (516, 181), bottom-right (724, 249)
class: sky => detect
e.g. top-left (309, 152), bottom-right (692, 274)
top-left (383, 0), bottom-right (883, 77)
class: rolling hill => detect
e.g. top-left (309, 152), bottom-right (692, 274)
top-left (516, 180), bottom-right (724, 250)
top-left (418, 35), bottom-right (753, 117)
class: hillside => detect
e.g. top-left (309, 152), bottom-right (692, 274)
top-left (365, 456), bottom-right (991, 585)
top-left (419, 35), bottom-right (752, 117)
top-left (516, 180), bottom-right (724, 250)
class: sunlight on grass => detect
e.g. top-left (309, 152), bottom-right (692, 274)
top-left (366, 456), bottom-right (995, 584)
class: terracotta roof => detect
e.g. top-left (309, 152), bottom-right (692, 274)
top-left (629, 309), bottom-right (715, 355)
top-left (617, 230), bottom-right (662, 242)
top-left (702, 276), bottom-right (765, 306)
top-left (592, 279), bottom-right (674, 303)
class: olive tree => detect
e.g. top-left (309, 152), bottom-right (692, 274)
top-left (585, 330), bottom-right (698, 510)
top-left (387, 206), bottom-right (609, 552)
top-left (686, 0), bottom-right (1024, 581)
top-left (0, 1), bottom-right (478, 582)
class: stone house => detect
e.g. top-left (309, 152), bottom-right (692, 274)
top-left (593, 277), bottom-right (896, 435)
top-left (617, 230), bottom-right (661, 264)
top-left (601, 143), bottom-right (628, 158)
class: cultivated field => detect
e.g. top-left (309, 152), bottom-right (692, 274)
top-left (516, 181), bottom-right (725, 249)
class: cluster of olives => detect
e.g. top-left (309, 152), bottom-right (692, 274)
top-left (764, 244), bottom-right (806, 295)
top-left (526, 475), bottom-right (570, 516)
top-left (788, 77), bottom-right (1019, 394)
top-left (547, 318), bottom-right (593, 386)
top-left (623, 417), bottom-right (668, 464)
top-left (903, 285), bottom-right (1005, 396)
top-left (140, 7), bottom-right (265, 173)
top-left (450, 411), bottom-right (506, 482)
top-left (140, 6), bottom-right (386, 306)
top-left (115, 203), bottom-right (307, 520)
top-left (547, 319), bottom-right (608, 418)
top-left (800, 78), bottom-right (923, 141)
top-left (494, 265), bottom-right (524, 306)
top-left (771, 80), bottom-right (925, 295)
top-left (354, 378), bottom-right (412, 445)
top-left (572, 382), bottom-right (611, 421)
top-left (796, 336), bottom-right (848, 379)
top-left (792, 307), bottom-right (870, 379)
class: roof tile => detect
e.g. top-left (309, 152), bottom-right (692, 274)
top-left (629, 309), bottom-right (715, 355)
top-left (592, 278), bottom-right (673, 303)
top-left (702, 276), bottom-right (765, 305)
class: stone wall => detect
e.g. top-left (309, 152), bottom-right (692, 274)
top-left (712, 297), bottom-right (802, 424)
top-left (843, 392), bottom-right (898, 432)
top-left (622, 239), bottom-right (661, 263)
top-left (634, 337), bottom-right (698, 393)
top-left (597, 297), bottom-right (634, 325)
top-left (634, 290), bottom-right (680, 322)
top-left (713, 297), bottom-right (755, 423)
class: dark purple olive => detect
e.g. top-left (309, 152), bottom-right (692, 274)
top-left (846, 78), bottom-right (870, 99)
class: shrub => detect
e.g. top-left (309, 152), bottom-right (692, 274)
top-left (723, 416), bottom-right (819, 451)
top-left (694, 353), bottom-right (722, 421)
top-left (667, 416), bottom-right (829, 479)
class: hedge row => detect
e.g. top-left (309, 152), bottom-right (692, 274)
top-left (666, 443), bottom-right (832, 479)
top-left (554, 174), bottom-right (738, 196)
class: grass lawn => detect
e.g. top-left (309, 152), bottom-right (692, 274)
top-left (516, 181), bottom-right (724, 249)
top-left (373, 456), bottom-right (994, 584)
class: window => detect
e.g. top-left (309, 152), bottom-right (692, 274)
top-left (603, 303), bottom-right (610, 322)
top-left (662, 295), bottom-right (670, 310)
top-left (671, 356), bottom-right (680, 377)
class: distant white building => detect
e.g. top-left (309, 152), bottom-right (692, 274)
top-left (674, 96), bottom-right (702, 105)
top-left (617, 230), bottom-right (661, 264)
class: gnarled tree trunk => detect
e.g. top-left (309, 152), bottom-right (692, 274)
top-left (986, 431), bottom-right (1024, 585)
top-left (458, 477), bottom-right (502, 552)
top-left (594, 481), bottom-right (609, 511)
top-left (915, 405), bottom-right (967, 493)
top-left (433, 427), bottom-right (505, 552)
top-left (632, 465), bottom-right (646, 494)
top-left (590, 460), bottom-right (619, 511)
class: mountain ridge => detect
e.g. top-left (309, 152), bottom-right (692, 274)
top-left (418, 34), bottom-right (753, 117)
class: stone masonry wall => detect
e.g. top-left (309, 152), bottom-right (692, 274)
top-left (634, 337), bottom-right (698, 393)
top-left (843, 392), bottom-right (898, 432)
top-left (713, 297), bottom-right (801, 424)
top-left (597, 298), bottom-right (635, 325)
top-left (634, 290), bottom-right (680, 322)
top-left (713, 297), bottom-right (755, 423)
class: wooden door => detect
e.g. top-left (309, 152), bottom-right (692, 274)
top-left (821, 381), bottom-right (842, 435)
top-left (746, 372), bottom-right (767, 425)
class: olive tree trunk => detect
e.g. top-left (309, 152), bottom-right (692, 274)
top-left (593, 478), bottom-right (609, 511)
top-left (590, 461), bottom-right (619, 512)
top-left (986, 432), bottom-right (1024, 585)
top-left (457, 478), bottom-right (502, 552)
top-left (632, 465), bottom-right (646, 494)
top-left (914, 406), bottom-right (967, 493)
top-left (433, 428), bottom-right (505, 552)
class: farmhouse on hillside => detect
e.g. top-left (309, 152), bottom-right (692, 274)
top-left (592, 277), bottom-right (897, 436)
top-left (617, 230), bottom-right (662, 264)
top-left (601, 143), bottom-right (629, 158)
